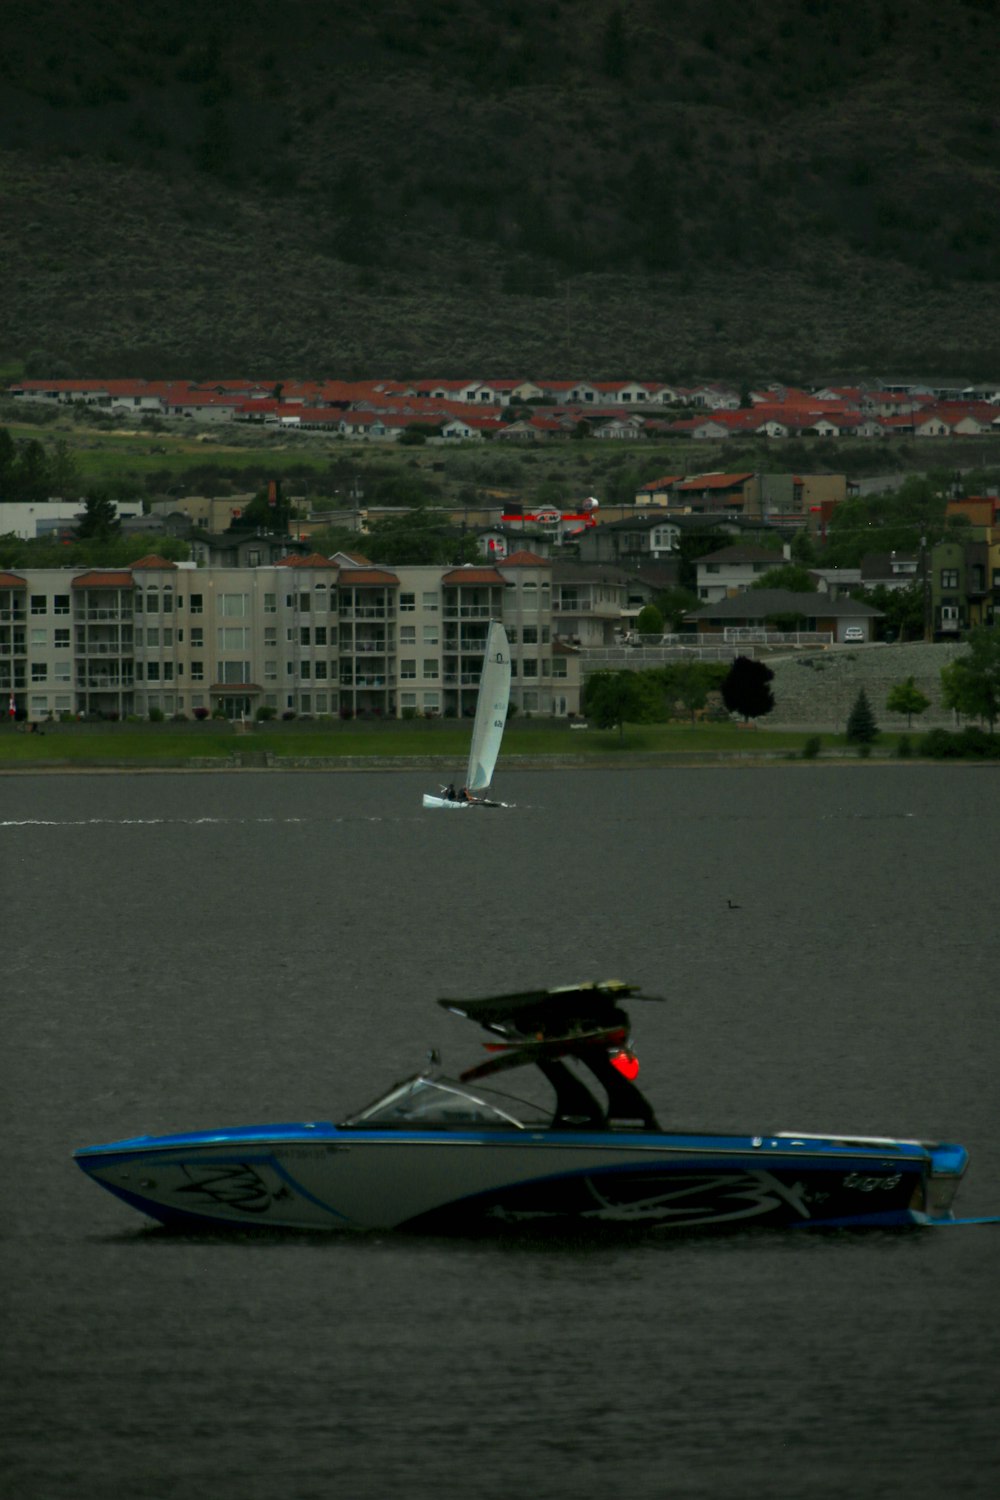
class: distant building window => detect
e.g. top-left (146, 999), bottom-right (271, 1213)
top-left (264, 593), bottom-right (276, 614)
top-left (191, 662), bottom-right (204, 682)
top-left (400, 659), bottom-right (416, 680)
top-left (30, 595), bottom-right (46, 615)
top-left (940, 569), bottom-right (959, 588)
top-left (422, 659), bottom-right (439, 680)
top-left (400, 592), bottom-right (415, 612)
top-left (190, 594), bottom-right (203, 614)
top-left (53, 595), bottom-right (70, 616)
top-left (422, 592), bottom-right (439, 611)
top-left (220, 593), bottom-right (248, 617)
top-left (31, 663), bottom-right (47, 682)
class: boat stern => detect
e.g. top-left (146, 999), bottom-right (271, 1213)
top-left (912, 1141), bottom-right (969, 1223)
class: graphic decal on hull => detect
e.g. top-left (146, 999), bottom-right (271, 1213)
top-left (487, 1170), bottom-right (828, 1227)
top-left (174, 1162), bottom-right (288, 1214)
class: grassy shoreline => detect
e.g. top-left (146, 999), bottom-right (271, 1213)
top-left (0, 719), bottom-right (916, 770)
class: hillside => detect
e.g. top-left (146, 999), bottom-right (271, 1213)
top-left (1, 0), bottom-right (998, 379)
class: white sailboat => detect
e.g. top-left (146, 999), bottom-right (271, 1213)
top-left (423, 621), bottom-right (512, 809)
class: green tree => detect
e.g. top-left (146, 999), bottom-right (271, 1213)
top-left (750, 564), bottom-right (817, 592)
top-left (12, 438), bottom-right (51, 503)
top-left (846, 687), bottom-right (879, 744)
top-left (720, 656), bottom-right (775, 722)
top-left (886, 676), bottom-right (930, 728)
top-left (74, 490), bottom-right (122, 541)
top-left (653, 585), bottom-right (698, 632)
top-left (364, 510), bottom-right (479, 566)
top-left (673, 661), bottom-right (715, 724)
top-left (583, 669), bottom-right (658, 740)
top-left (635, 603), bottom-right (663, 638)
top-left (940, 627), bottom-right (1000, 731)
top-left (48, 439), bottom-right (81, 500)
top-left (866, 581), bottom-right (925, 642)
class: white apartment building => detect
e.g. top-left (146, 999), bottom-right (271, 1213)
top-left (1, 550), bottom-right (582, 722)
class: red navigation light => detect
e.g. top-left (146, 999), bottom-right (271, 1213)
top-left (610, 1049), bottom-right (639, 1080)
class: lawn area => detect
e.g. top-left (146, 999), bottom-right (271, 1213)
top-left (0, 718), bottom-right (878, 768)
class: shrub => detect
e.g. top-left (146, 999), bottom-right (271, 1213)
top-left (281, 709), bottom-right (296, 721)
top-left (193, 706), bottom-right (210, 720)
top-left (801, 735), bottom-right (822, 759)
top-left (401, 706), bottom-right (417, 720)
top-left (846, 687), bottom-right (879, 744)
top-left (255, 705), bottom-right (276, 721)
top-left (919, 728), bottom-right (961, 759)
top-left (171, 711), bottom-right (188, 722)
top-left (148, 706), bottom-right (165, 723)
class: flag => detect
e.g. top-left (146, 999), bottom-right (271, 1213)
top-left (8, 690), bottom-right (15, 719)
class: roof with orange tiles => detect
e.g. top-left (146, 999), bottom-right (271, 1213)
top-left (675, 472), bottom-right (755, 490)
top-left (283, 552), bottom-right (340, 569)
top-left (71, 571), bottom-right (135, 588)
top-left (131, 554), bottom-right (178, 570)
top-left (500, 551), bottom-right (551, 568)
top-left (440, 566), bottom-right (508, 584)
top-left (338, 568), bottom-right (399, 585)
top-left (0, 571), bottom-right (26, 587)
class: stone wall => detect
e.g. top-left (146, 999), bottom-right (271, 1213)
top-left (766, 642), bottom-right (966, 731)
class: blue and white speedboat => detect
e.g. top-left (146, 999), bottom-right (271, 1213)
top-left (75, 981), bottom-right (974, 1234)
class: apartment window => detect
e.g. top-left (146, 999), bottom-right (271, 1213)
top-left (265, 661), bottom-right (277, 681)
top-left (423, 692), bottom-right (440, 712)
top-left (31, 628), bottom-right (46, 646)
top-left (190, 594), bottom-right (203, 614)
top-left (314, 584), bottom-right (328, 610)
top-left (315, 693), bottom-right (328, 713)
top-left (162, 627), bottom-right (174, 647)
top-left (300, 626), bottom-right (311, 646)
top-left (940, 569), bottom-right (959, 588)
top-left (54, 661), bottom-right (71, 684)
top-left (264, 626), bottom-right (277, 646)
top-left (522, 690), bottom-right (538, 711)
top-left (135, 663), bottom-right (144, 681)
top-left (422, 659), bottom-right (439, 680)
top-left (522, 658), bottom-right (538, 678)
top-left (400, 692), bottom-right (417, 709)
top-left (300, 661), bottom-right (311, 680)
top-left (30, 595), bottom-right (47, 615)
top-left (314, 626), bottom-right (327, 646)
top-left (191, 628), bottom-right (203, 647)
top-left (314, 661), bottom-right (327, 679)
top-left (400, 658), bottom-right (416, 680)
top-left (264, 593), bottom-right (277, 614)
top-left (522, 625), bottom-right (538, 644)
top-left (248, 550), bottom-right (261, 568)
top-left (162, 590), bottom-right (173, 613)
top-left (506, 625), bottom-right (518, 643)
top-left (31, 663), bottom-right (47, 682)
top-left (400, 592), bottom-right (416, 612)
top-left (218, 627), bottom-right (249, 650)
top-left (217, 660), bottom-right (250, 684)
top-left (400, 625), bottom-right (416, 645)
top-left (54, 694), bottom-right (72, 711)
top-left (31, 695), bottom-right (48, 716)
top-left (297, 593), bottom-right (311, 612)
top-left (147, 626), bottom-right (160, 647)
top-left (134, 592), bottom-right (143, 613)
top-left (147, 662), bottom-right (160, 681)
top-left (220, 593), bottom-right (248, 617)
top-left (53, 595), bottom-right (70, 616)
top-left (145, 589), bottom-right (158, 613)
top-left (522, 582), bottom-right (538, 609)
top-left (191, 662), bottom-right (204, 682)
top-left (552, 658), bottom-right (567, 678)
top-left (706, 563), bottom-right (720, 574)
top-left (423, 624), bottom-right (438, 646)
top-left (422, 591), bottom-right (438, 611)
top-left (163, 662), bottom-right (174, 681)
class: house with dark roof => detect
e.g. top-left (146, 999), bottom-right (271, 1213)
top-left (687, 589), bottom-right (882, 643)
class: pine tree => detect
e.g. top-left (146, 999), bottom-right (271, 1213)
top-left (846, 687), bottom-right (879, 744)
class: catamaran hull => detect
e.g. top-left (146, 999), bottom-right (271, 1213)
top-left (422, 794), bottom-right (507, 810)
top-left (74, 1127), bottom-right (968, 1234)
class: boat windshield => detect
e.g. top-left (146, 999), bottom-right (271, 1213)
top-left (340, 1076), bottom-right (551, 1130)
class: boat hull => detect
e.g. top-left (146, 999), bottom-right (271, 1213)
top-left (74, 1126), bottom-right (967, 1234)
top-left (422, 794), bottom-right (506, 809)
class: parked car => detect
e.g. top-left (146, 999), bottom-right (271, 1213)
top-left (844, 626), bottom-right (865, 642)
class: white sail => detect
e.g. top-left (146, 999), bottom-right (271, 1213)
top-left (465, 622), bottom-right (511, 792)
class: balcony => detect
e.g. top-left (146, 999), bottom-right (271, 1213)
top-left (442, 604), bottom-right (494, 619)
top-left (74, 641), bottom-right (134, 656)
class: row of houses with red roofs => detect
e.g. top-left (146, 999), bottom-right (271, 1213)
top-left (6, 374), bottom-right (1000, 443)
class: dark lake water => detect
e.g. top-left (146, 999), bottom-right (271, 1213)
top-left (2, 767), bottom-right (998, 1500)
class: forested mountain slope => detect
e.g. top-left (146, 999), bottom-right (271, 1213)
top-left (1, 0), bottom-right (997, 379)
